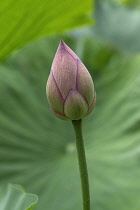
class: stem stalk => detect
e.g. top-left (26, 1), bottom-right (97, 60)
top-left (72, 119), bottom-right (90, 210)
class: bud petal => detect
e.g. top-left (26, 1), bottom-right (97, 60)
top-left (64, 89), bottom-right (88, 120)
top-left (85, 92), bottom-right (96, 117)
top-left (46, 72), bottom-right (63, 113)
top-left (51, 41), bottom-right (77, 99)
top-left (76, 60), bottom-right (94, 106)
top-left (58, 40), bottom-right (79, 60)
top-left (46, 40), bottom-right (96, 120)
top-left (50, 108), bottom-right (70, 120)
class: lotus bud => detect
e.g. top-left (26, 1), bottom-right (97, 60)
top-left (46, 40), bottom-right (96, 120)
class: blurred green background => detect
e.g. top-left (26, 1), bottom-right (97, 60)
top-left (0, 0), bottom-right (140, 209)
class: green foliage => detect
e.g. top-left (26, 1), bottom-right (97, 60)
top-left (93, 0), bottom-right (140, 53)
top-left (0, 34), bottom-right (140, 210)
top-left (107, 0), bottom-right (140, 8)
top-left (0, 0), bottom-right (92, 60)
top-left (121, 0), bottom-right (140, 8)
top-left (0, 184), bottom-right (38, 210)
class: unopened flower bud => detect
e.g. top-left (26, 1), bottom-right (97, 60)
top-left (46, 40), bottom-right (96, 120)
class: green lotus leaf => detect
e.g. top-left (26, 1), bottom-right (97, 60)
top-left (0, 35), bottom-right (140, 210)
top-left (93, 0), bottom-right (140, 53)
top-left (0, 0), bottom-right (93, 60)
top-left (0, 184), bottom-right (38, 210)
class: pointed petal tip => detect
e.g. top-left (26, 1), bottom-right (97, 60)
top-left (69, 88), bottom-right (76, 91)
top-left (58, 40), bottom-right (66, 49)
top-left (58, 40), bottom-right (79, 60)
top-left (67, 88), bottom-right (79, 96)
top-left (60, 40), bottom-right (65, 44)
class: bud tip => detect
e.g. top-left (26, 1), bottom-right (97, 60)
top-left (58, 40), bottom-right (65, 49)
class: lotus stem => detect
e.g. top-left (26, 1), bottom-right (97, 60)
top-left (72, 119), bottom-right (90, 210)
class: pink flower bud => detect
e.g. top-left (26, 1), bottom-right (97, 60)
top-left (46, 40), bottom-right (96, 120)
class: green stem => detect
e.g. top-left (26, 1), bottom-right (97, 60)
top-left (72, 119), bottom-right (90, 210)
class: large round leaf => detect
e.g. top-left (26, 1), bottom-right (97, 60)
top-left (0, 35), bottom-right (140, 210)
top-left (0, 0), bottom-right (92, 60)
top-left (93, 0), bottom-right (140, 53)
top-left (0, 184), bottom-right (38, 210)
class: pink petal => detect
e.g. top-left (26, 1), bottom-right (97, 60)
top-left (50, 108), bottom-right (70, 121)
top-left (51, 41), bottom-right (78, 99)
top-left (46, 72), bottom-right (64, 113)
top-left (85, 92), bottom-right (96, 117)
top-left (58, 40), bottom-right (79, 60)
top-left (76, 59), bottom-right (94, 106)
